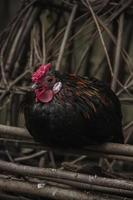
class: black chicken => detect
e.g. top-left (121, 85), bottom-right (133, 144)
top-left (24, 63), bottom-right (124, 148)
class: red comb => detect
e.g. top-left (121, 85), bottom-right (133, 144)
top-left (32, 63), bottom-right (52, 83)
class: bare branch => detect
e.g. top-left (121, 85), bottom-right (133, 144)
top-left (0, 177), bottom-right (91, 200)
top-left (0, 124), bottom-right (32, 140)
top-left (0, 160), bottom-right (133, 198)
top-left (86, 1), bottom-right (113, 76)
top-left (56, 5), bottom-right (77, 70)
top-left (111, 14), bottom-right (124, 91)
top-left (14, 150), bottom-right (47, 162)
top-left (41, 13), bottom-right (47, 64)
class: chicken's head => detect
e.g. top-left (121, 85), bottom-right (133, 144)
top-left (32, 63), bottom-right (62, 103)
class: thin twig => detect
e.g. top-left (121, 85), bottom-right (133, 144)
top-left (86, 1), bottom-right (113, 75)
top-left (124, 121), bottom-right (133, 131)
top-left (15, 150), bottom-right (47, 162)
top-left (0, 55), bottom-right (8, 86)
top-left (41, 13), bottom-right (46, 64)
top-left (111, 14), bottom-right (124, 91)
top-left (56, 4), bottom-right (77, 70)
top-left (0, 70), bottom-right (30, 103)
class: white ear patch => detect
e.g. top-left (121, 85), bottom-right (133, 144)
top-left (53, 81), bottom-right (62, 94)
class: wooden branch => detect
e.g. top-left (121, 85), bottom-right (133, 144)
top-left (43, 176), bottom-right (133, 198)
top-left (41, 13), bottom-right (46, 64)
top-left (84, 143), bottom-right (133, 156)
top-left (0, 70), bottom-right (31, 103)
top-left (4, 6), bottom-right (41, 79)
top-left (86, 1), bottom-right (113, 76)
top-left (0, 177), bottom-right (105, 200)
top-left (0, 192), bottom-right (31, 200)
top-left (56, 4), bottom-right (77, 70)
top-left (0, 160), bottom-right (133, 194)
top-left (111, 13), bottom-right (124, 91)
top-left (109, 0), bottom-right (133, 22)
top-left (1, 137), bottom-right (133, 162)
top-left (0, 124), bottom-right (32, 140)
top-left (14, 150), bottom-right (47, 162)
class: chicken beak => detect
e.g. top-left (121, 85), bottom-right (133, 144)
top-left (32, 83), bottom-right (38, 90)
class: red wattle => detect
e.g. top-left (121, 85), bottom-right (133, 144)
top-left (36, 89), bottom-right (54, 103)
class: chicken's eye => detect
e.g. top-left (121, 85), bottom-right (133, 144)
top-left (45, 76), bottom-right (55, 84)
top-left (47, 78), bottom-right (53, 83)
